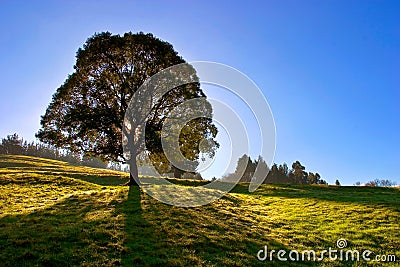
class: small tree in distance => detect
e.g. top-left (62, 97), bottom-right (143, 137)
top-left (365, 179), bottom-right (397, 187)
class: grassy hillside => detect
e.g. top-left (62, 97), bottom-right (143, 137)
top-left (0, 155), bottom-right (399, 266)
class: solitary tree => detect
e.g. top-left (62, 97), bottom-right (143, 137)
top-left (37, 32), bottom-right (218, 185)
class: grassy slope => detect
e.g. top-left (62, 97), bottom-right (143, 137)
top-left (0, 155), bottom-right (399, 266)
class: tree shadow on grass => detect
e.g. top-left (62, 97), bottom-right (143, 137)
top-left (119, 187), bottom-right (315, 267)
top-left (1, 184), bottom-right (323, 267)
top-left (0, 190), bottom-right (129, 266)
top-left (0, 186), bottom-right (173, 266)
top-left (119, 186), bottom-right (165, 266)
top-left (61, 172), bottom-right (129, 186)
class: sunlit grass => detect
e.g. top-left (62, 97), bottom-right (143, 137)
top-left (0, 154), bottom-right (399, 266)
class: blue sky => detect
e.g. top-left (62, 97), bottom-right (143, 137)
top-left (0, 0), bottom-right (399, 185)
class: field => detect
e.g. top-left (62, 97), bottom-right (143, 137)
top-left (0, 154), bottom-right (399, 266)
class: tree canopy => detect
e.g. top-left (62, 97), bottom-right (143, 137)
top-left (37, 32), bottom-right (219, 185)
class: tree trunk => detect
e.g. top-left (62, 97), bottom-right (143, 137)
top-left (125, 157), bottom-right (140, 186)
top-left (127, 173), bottom-right (140, 186)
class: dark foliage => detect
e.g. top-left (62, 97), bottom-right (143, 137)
top-left (36, 32), bottom-right (219, 184)
top-left (224, 154), bottom-right (328, 185)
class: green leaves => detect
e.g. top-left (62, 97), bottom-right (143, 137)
top-left (37, 32), bottom-right (219, 178)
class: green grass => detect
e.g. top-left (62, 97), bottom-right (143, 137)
top-left (0, 154), bottom-right (399, 266)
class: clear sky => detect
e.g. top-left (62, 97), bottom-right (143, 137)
top-left (1, 0), bottom-right (399, 185)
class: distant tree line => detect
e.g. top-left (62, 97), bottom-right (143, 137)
top-left (0, 133), bottom-right (108, 169)
top-left (2, 134), bottom-right (396, 186)
top-left (0, 133), bottom-right (203, 178)
top-left (364, 179), bottom-right (397, 187)
top-left (223, 154), bottom-right (328, 185)
top-left (225, 155), bottom-right (398, 186)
